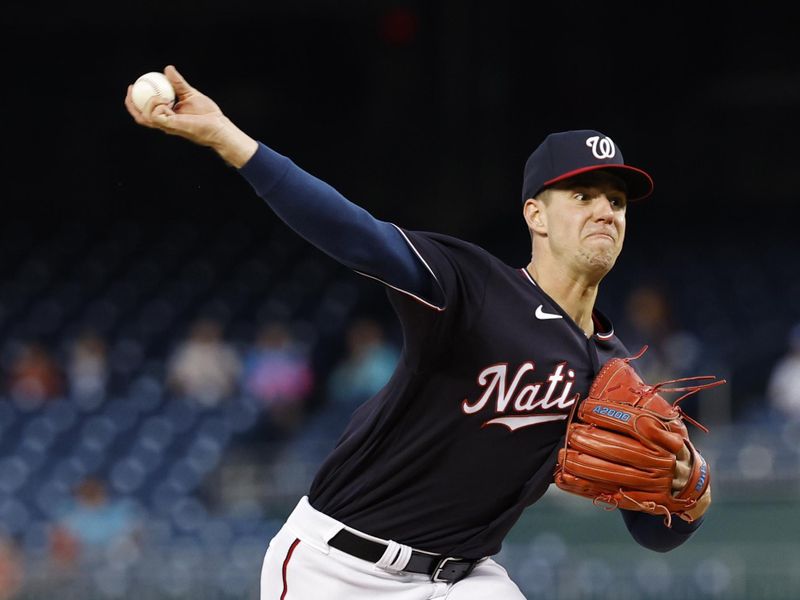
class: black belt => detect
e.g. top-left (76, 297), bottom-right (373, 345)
top-left (328, 529), bottom-right (478, 584)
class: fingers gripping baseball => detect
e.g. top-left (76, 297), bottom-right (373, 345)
top-left (125, 65), bottom-right (227, 144)
top-left (164, 65), bottom-right (192, 98)
top-left (125, 65), bottom-right (259, 168)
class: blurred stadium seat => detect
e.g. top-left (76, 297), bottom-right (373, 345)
top-left (0, 216), bottom-right (797, 599)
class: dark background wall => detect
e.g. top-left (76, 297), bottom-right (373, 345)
top-left (9, 2), bottom-right (800, 222)
top-left (4, 1), bottom-right (799, 414)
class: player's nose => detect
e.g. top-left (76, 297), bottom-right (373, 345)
top-left (593, 195), bottom-right (615, 221)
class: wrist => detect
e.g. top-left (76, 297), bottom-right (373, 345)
top-left (211, 117), bottom-right (259, 168)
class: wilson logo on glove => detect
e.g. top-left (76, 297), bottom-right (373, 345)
top-left (553, 346), bottom-right (726, 527)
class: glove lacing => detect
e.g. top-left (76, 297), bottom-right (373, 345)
top-left (623, 345), bottom-right (727, 433)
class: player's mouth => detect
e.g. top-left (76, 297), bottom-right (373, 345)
top-left (584, 231), bottom-right (616, 242)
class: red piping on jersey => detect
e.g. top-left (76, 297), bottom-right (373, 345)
top-left (592, 313), bottom-right (614, 339)
top-left (353, 224), bottom-right (446, 312)
top-left (281, 538), bottom-right (301, 600)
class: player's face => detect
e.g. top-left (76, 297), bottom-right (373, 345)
top-left (541, 174), bottom-right (627, 275)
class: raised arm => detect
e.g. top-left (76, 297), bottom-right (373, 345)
top-left (124, 65), bottom-right (439, 305)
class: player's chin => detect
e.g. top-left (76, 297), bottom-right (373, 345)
top-left (578, 247), bottom-right (619, 274)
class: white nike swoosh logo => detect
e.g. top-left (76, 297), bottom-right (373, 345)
top-left (535, 305), bottom-right (563, 320)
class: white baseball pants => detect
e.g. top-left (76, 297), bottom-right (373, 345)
top-left (260, 496), bottom-right (525, 599)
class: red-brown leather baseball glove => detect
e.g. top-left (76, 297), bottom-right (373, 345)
top-left (554, 347), bottom-right (725, 527)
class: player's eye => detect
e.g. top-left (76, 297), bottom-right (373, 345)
top-left (609, 196), bottom-right (627, 208)
top-left (572, 192), bottom-right (587, 201)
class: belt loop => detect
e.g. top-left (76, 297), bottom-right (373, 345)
top-left (375, 539), bottom-right (413, 572)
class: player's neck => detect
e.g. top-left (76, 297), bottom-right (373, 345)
top-left (526, 261), bottom-right (599, 337)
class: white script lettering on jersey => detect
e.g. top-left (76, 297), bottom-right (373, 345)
top-left (461, 362), bottom-right (577, 431)
top-left (586, 135), bottom-right (615, 159)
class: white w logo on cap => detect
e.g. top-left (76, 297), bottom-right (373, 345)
top-left (586, 136), bottom-right (616, 159)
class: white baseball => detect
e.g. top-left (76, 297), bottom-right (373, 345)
top-left (131, 71), bottom-right (176, 112)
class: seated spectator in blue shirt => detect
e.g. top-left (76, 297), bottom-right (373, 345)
top-left (50, 477), bottom-right (142, 567)
top-left (327, 318), bottom-right (400, 407)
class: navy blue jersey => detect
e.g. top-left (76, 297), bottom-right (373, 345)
top-left (309, 229), bottom-right (631, 559)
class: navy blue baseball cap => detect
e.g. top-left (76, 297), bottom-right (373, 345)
top-left (521, 130), bottom-right (654, 203)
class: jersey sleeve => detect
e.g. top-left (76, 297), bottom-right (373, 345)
top-left (385, 229), bottom-right (493, 370)
top-left (237, 143), bottom-right (438, 304)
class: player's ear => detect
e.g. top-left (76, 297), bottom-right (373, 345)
top-left (523, 198), bottom-right (547, 235)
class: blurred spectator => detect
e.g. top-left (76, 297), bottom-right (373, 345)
top-left (327, 318), bottom-right (400, 407)
top-left (48, 524), bottom-right (81, 574)
top-left (65, 329), bottom-right (109, 406)
top-left (766, 322), bottom-right (800, 421)
top-left (49, 477), bottom-right (142, 568)
top-left (621, 284), bottom-right (700, 381)
top-left (5, 340), bottom-right (65, 409)
top-left (620, 283), bottom-right (731, 424)
top-left (242, 321), bottom-right (314, 433)
top-left (166, 317), bottom-right (242, 407)
top-left (0, 534), bottom-right (24, 600)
